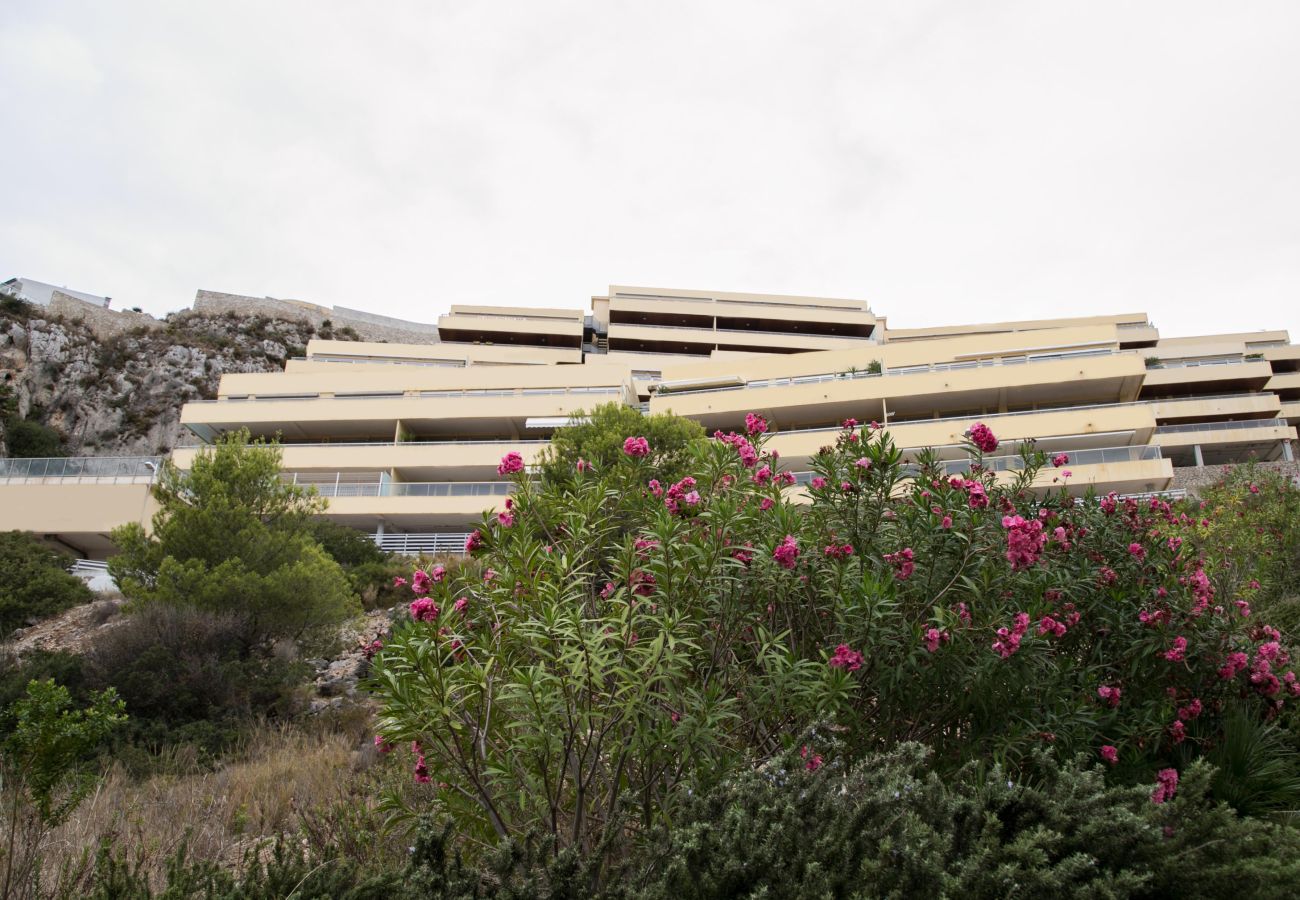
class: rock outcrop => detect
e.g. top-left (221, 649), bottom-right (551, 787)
top-left (0, 301), bottom-right (328, 457)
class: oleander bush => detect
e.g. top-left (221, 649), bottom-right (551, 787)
top-left (371, 414), bottom-right (1300, 874)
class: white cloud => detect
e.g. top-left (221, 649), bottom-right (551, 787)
top-left (0, 0), bottom-right (1296, 338)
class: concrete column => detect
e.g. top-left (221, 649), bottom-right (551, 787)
top-left (1283, 439), bottom-right (1295, 463)
top-left (1193, 444), bottom-right (1205, 467)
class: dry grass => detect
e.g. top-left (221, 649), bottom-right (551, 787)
top-left (26, 720), bottom-right (412, 894)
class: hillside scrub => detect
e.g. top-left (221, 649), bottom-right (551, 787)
top-left (372, 414), bottom-right (1300, 874)
top-left (0, 532), bottom-right (92, 638)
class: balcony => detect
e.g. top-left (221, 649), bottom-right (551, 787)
top-left (1153, 418), bottom-right (1296, 465)
top-left (1148, 392), bottom-right (1281, 424)
top-left (181, 386), bottom-right (626, 443)
top-left (766, 401), bottom-right (1157, 466)
top-left (1140, 359), bottom-right (1274, 397)
top-left (284, 472), bottom-right (513, 529)
top-left (653, 351), bottom-right (1144, 432)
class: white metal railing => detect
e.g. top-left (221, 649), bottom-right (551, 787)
top-left (787, 446), bottom-right (1163, 485)
top-left (69, 559), bottom-right (110, 579)
top-left (0, 456), bottom-right (162, 483)
top-left (612, 291), bottom-right (873, 315)
top-left (298, 477), bottom-right (513, 498)
top-left (374, 533), bottom-right (472, 555)
top-left (1154, 418), bottom-right (1289, 435)
top-left (1149, 357), bottom-right (1256, 370)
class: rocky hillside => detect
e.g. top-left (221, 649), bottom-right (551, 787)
top-left (0, 298), bottom-right (339, 457)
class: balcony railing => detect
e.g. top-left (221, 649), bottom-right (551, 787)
top-left (787, 446), bottom-right (1163, 485)
top-left (295, 476), bottom-right (514, 499)
top-left (0, 456), bottom-right (162, 483)
top-left (186, 386), bottom-right (623, 405)
top-left (1154, 418), bottom-right (1290, 435)
top-left (374, 532), bottom-right (472, 555)
top-left (1148, 357), bottom-right (1254, 370)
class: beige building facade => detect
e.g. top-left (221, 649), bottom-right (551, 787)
top-left (3, 285), bottom-right (1296, 559)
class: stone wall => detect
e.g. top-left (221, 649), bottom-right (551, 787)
top-left (47, 292), bottom-right (165, 341)
top-left (193, 290), bottom-right (441, 345)
top-left (1172, 460), bottom-right (1300, 494)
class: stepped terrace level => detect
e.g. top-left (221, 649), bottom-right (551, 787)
top-left (594, 285), bottom-right (878, 356)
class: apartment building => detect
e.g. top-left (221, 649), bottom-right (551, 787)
top-left (2, 285), bottom-right (1296, 561)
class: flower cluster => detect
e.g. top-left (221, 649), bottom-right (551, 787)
top-left (623, 436), bottom-right (650, 457)
top-left (966, 422), bottom-right (999, 454)
top-left (992, 612), bottom-right (1031, 658)
top-left (497, 451), bottom-right (525, 476)
top-left (828, 644), bottom-right (864, 671)
top-left (1150, 768), bottom-right (1179, 804)
top-left (773, 534), bottom-right (800, 570)
top-left (1003, 515), bottom-right (1046, 570)
top-left (883, 547), bottom-right (915, 580)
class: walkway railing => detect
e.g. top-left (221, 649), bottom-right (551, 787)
top-left (0, 456), bottom-right (162, 483)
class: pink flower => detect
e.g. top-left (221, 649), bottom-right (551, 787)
top-left (600, 581), bottom-right (616, 599)
top-left (823, 542), bottom-right (854, 560)
top-left (1100, 745), bottom-right (1118, 765)
top-left (374, 735), bottom-right (394, 753)
top-left (1169, 720), bottom-right (1186, 744)
top-left (410, 598), bottom-right (440, 622)
top-left (430, 564), bottom-right (447, 583)
top-left (752, 465), bottom-right (772, 485)
top-left (414, 754), bottom-right (431, 784)
top-left (497, 510), bottom-right (515, 527)
top-left (941, 515), bottom-right (952, 529)
top-left (1163, 636), bottom-right (1188, 662)
top-left (842, 418), bottom-right (858, 429)
top-left (1002, 515), bottom-right (1046, 570)
top-left (1219, 651), bottom-right (1249, 679)
top-left (1037, 615), bottom-right (1067, 638)
top-left (497, 451), bottom-right (525, 476)
top-left (683, 490), bottom-right (701, 506)
top-left (1151, 768), bottom-right (1179, 804)
top-left (648, 479), bottom-right (663, 497)
top-left (992, 612), bottom-right (1031, 658)
top-left (1249, 482), bottom-right (1260, 494)
top-left (883, 547), bottom-right (915, 580)
top-left (967, 483), bottom-right (989, 510)
top-left (1052, 453), bottom-right (1070, 468)
top-left (923, 627), bottom-right (949, 653)
top-left (622, 436), bottom-right (650, 457)
top-left (465, 530), bottom-right (485, 553)
top-left (1097, 684), bottom-right (1122, 707)
top-left (811, 476), bottom-right (827, 489)
top-left (1061, 470), bottom-right (1072, 478)
top-left (411, 570), bottom-right (431, 595)
top-left (745, 412), bottom-right (768, 436)
top-left (773, 535), bottom-right (800, 570)
top-left (576, 457), bottom-right (589, 473)
top-left (392, 576), bottom-right (408, 588)
top-left (853, 457), bottom-right (871, 470)
top-left (801, 745), bottom-right (824, 772)
top-left (966, 422), bottom-right (999, 454)
top-left (1178, 698), bottom-right (1203, 720)
top-left (759, 497), bottom-right (774, 510)
top-left (828, 643), bottom-right (864, 671)
top-left (453, 597), bottom-right (468, 614)
top-left (1128, 542), bottom-right (1146, 561)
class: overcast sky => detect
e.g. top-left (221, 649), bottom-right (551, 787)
top-left (1, 1), bottom-right (1297, 337)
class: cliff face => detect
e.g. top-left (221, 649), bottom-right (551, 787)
top-left (0, 302), bottom-right (324, 458)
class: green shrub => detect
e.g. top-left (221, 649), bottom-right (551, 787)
top-left (537, 401), bottom-right (706, 483)
top-left (109, 431), bottom-right (359, 643)
top-left (2, 415), bottom-right (66, 458)
top-left (82, 605), bottom-right (308, 757)
top-left (0, 531), bottom-right (92, 637)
